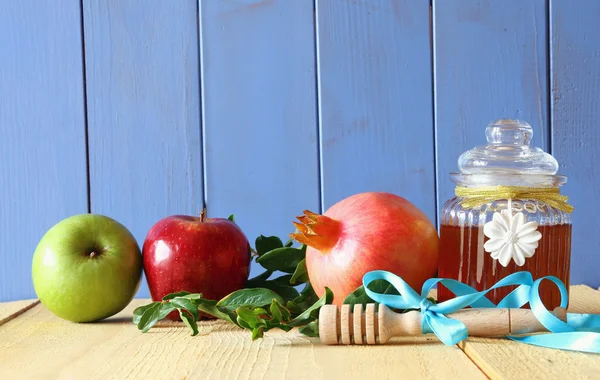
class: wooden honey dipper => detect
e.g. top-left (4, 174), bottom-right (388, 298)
top-left (318, 303), bottom-right (568, 345)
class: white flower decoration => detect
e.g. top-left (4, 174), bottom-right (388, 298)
top-left (483, 209), bottom-right (542, 267)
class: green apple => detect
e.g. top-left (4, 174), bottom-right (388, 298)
top-left (32, 214), bottom-right (142, 322)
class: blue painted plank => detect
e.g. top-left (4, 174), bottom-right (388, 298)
top-left (83, 0), bottom-right (203, 297)
top-left (550, 0), bottom-right (600, 288)
top-left (0, 1), bottom-right (88, 301)
top-left (200, 0), bottom-right (320, 277)
top-left (433, 0), bottom-right (549, 212)
top-left (316, 0), bottom-right (436, 222)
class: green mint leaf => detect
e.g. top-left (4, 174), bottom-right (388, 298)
top-left (194, 298), bottom-right (239, 326)
top-left (279, 304), bottom-right (291, 322)
top-left (268, 285), bottom-right (299, 302)
top-left (290, 258), bottom-right (308, 284)
top-left (251, 327), bottom-right (264, 340)
top-left (271, 274), bottom-right (294, 286)
top-left (132, 302), bottom-right (160, 325)
top-left (262, 316), bottom-right (293, 332)
top-left (291, 283), bottom-right (319, 312)
top-left (244, 278), bottom-right (299, 302)
top-left (235, 306), bottom-right (272, 339)
top-left (168, 298), bottom-right (200, 321)
top-left (246, 270), bottom-right (273, 286)
top-left (343, 279), bottom-right (400, 307)
top-left (237, 306), bottom-right (267, 319)
top-left (270, 301), bottom-right (282, 322)
top-left (342, 286), bottom-right (370, 307)
top-left (285, 300), bottom-right (302, 316)
top-left (255, 235), bottom-right (284, 256)
top-left (298, 282), bottom-right (317, 298)
top-left (162, 291), bottom-right (204, 301)
top-left (256, 247), bottom-right (305, 273)
top-left (299, 320), bottom-right (319, 337)
top-left (138, 303), bottom-right (162, 333)
top-left (228, 214), bottom-right (235, 222)
top-left (157, 303), bottom-right (177, 320)
top-left (179, 309), bottom-right (199, 336)
top-left (287, 287), bottom-right (333, 327)
top-left (269, 299), bottom-right (291, 323)
top-left (236, 306), bottom-right (267, 329)
top-left (217, 288), bottom-right (284, 310)
top-left (179, 293), bottom-right (203, 300)
top-left (284, 238), bottom-right (294, 247)
top-left (237, 316), bottom-right (252, 330)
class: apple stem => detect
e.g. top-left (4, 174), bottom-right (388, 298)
top-left (89, 251), bottom-right (96, 258)
top-left (200, 207), bottom-right (207, 222)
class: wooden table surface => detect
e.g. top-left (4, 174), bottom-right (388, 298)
top-left (2, 286), bottom-right (600, 380)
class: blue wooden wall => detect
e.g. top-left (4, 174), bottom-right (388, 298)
top-left (1, 0), bottom-right (598, 302)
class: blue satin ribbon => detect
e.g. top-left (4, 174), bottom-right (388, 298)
top-left (362, 270), bottom-right (600, 353)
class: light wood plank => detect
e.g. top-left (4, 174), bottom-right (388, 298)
top-left (82, 0), bottom-right (203, 298)
top-left (550, 0), bottom-right (600, 289)
top-left (459, 285), bottom-right (600, 379)
top-left (188, 330), bottom-right (485, 380)
top-left (0, 0), bottom-right (88, 301)
top-left (316, 0), bottom-right (436, 221)
top-left (199, 0), bottom-right (320, 280)
top-left (433, 0), bottom-right (550, 218)
top-left (0, 299), bottom-right (484, 379)
top-left (0, 300), bottom-right (39, 327)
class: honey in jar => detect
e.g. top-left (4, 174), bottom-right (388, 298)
top-left (438, 119), bottom-right (573, 309)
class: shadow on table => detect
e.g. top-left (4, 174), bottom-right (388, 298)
top-left (271, 335), bottom-right (443, 347)
top-left (85, 317), bottom-right (133, 324)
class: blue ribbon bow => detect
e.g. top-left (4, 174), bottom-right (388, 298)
top-left (362, 270), bottom-right (600, 353)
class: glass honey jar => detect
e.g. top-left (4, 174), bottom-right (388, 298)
top-left (438, 119), bottom-right (573, 309)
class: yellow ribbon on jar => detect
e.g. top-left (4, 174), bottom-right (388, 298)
top-left (455, 186), bottom-right (574, 213)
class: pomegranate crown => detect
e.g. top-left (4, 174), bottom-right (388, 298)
top-left (289, 210), bottom-right (340, 252)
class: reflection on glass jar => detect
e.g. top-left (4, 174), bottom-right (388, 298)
top-left (438, 119), bottom-right (574, 310)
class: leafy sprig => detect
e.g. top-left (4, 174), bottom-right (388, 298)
top-left (133, 231), bottom-right (332, 339)
top-left (134, 286), bottom-right (332, 339)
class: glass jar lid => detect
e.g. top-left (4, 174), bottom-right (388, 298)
top-left (452, 119), bottom-right (566, 187)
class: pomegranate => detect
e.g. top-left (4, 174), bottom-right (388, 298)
top-left (291, 192), bottom-right (439, 306)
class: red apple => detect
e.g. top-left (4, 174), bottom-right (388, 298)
top-left (142, 212), bottom-right (251, 320)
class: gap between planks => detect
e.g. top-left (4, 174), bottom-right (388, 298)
top-left (0, 299), bottom-right (39, 327)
